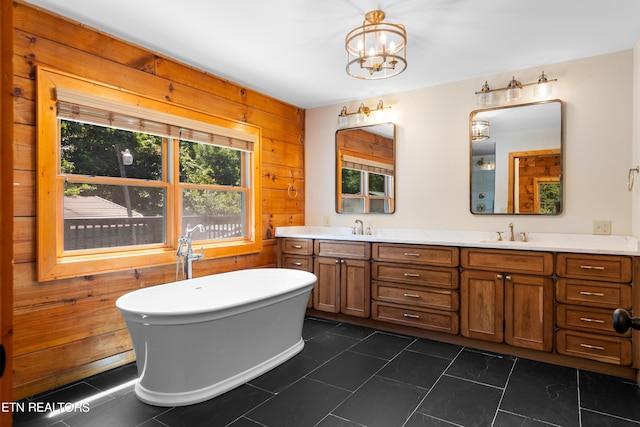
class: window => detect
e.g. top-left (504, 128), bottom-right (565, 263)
top-left (37, 67), bottom-right (261, 281)
top-left (340, 166), bottom-right (394, 214)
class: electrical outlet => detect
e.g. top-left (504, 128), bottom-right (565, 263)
top-left (593, 220), bottom-right (611, 235)
top-left (323, 215), bottom-right (331, 227)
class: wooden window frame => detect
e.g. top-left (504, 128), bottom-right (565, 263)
top-left (36, 67), bottom-right (262, 281)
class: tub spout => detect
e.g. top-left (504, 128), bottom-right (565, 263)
top-left (177, 224), bottom-right (205, 280)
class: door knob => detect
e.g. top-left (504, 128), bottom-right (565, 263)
top-left (612, 308), bottom-right (640, 333)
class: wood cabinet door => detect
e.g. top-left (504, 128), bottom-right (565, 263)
top-left (313, 257), bottom-right (341, 313)
top-left (505, 274), bottom-right (554, 352)
top-left (341, 259), bottom-right (371, 318)
top-left (460, 270), bottom-right (504, 343)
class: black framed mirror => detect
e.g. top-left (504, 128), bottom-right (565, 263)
top-left (470, 100), bottom-right (563, 215)
top-left (336, 123), bottom-right (396, 214)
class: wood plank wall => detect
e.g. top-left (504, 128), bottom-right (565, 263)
top-left (11, 1), bottom-right (306, 399)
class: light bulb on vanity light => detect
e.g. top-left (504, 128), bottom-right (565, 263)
top-left (505, 77), bottom-right (522, 102)
top-left (533, 71), bottom-right (552, 99)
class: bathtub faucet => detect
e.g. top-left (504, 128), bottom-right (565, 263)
top-left (176, 224), bottom-right (205, 280)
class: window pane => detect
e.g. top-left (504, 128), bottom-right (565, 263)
top-left (60, 120), bottom-right (162, 180)
top-left (182, 189), bottom-right (245, 240)
top-left (342, 198), bottom-right (364, 213)
top-left (342, 169), bottom-right (362, 195)
top-left (368, 173), bottom-right (387, 195)
top-left (539, 182), bottom-right (561, 214)
top-left (63, 184), bottom-right (165, 251)
top-left (179, 140), bottom-right (242, 186)
top-left (370, 199), bottom-right (388, 213)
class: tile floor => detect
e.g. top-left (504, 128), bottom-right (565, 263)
top-left (12, 317), bottom-right (640, 427)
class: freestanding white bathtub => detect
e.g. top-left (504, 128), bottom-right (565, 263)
top-left (115, 268), bottom-right (316, 407)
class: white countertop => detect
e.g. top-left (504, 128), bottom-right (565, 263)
top-left (275, 226), bottom-right (640, 256)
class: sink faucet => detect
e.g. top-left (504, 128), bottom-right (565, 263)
top-left (354, 219), bottom-right (364, 235)
top-left (176, 224), bottom-right (205, 279)
top-left (508, 222), bottom-right (515, 241)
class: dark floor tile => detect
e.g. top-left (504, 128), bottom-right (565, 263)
top-left (349, 331), bottom-right (413, 360)
top-left (445, 348), bottom-right (515, 388)
top-left (581, 409), bottom-right (640, 427)
top-left (247, 378), bottom-right (349, 427)
top-left (227, 417), bottom-right (264, 427)
top-left (316, 414), bottom-right (367, 426)
top-left (332, 322), bottom-right (376, 340)
top-left (303, 317), bottom-right (340, 339)
top-left (156, 384), bottom-right (272, 427)
top-left (417, 375), bottom-right (502, 427)
top-left (580, 370), bottom-right (640, 422)
top-left (500, 358), bottom-right (579, 427)
top-left (62, 391), bottom-right (167, 427)
top-left (333, 375), bottom-right (427, 427)
top-left (301, 331), bottom-right (359, 361)
top-left (308, 350), bottom-right (387, 391)
top-left (404, 412), bottom-right (459, 426)
top-left (13, 382), bottom-right (111, 427)
top-left (493, 410), bottom-right (554, 426)
top-left (85, 363), bottom-right (138, 394)
top-left (406, 338), bottom-right (462, 360)
top-left (249, 353), bottom-right (324, 393)
top-left (137, 419), bottom-right (168, 427)
top-left (377, 350), bottom-right (450, 389)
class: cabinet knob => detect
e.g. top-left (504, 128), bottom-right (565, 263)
top-left (496, 274), bottom-right (503, 280)
top-left (612, 308), bottom-right (640, 333)
top-left (505, 275), bottom-right (512, 281)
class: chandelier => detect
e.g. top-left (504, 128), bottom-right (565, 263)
top-left (345, 10), bottom-right (407, 80)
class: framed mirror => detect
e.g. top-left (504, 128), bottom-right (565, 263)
top-left (470, 100), bottom-right (563, 215)
top-left (336, 123), bottom-right (396, 214)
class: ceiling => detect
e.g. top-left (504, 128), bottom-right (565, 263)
top-left (24, 0), bottom-right (640, 109)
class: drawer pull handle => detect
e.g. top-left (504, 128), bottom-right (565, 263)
top-left (579, 265), bottom-right (605, 270)
top-left (403, 293), bottom-right (420, 298)
top-left (580, 317), bottom-right (605, 324)
top-left (580, 343), bottom-right (605, 351)
top-left (403, 313), bottom-right (420, 319)
top-left (404, 273), bottom-right (420, 278)
top-left (291, 262), bottom-right (302, 266)
top-left (579, 291), bottom-right (605, 297)
top-left (404, 253), bottom-right (421, 257)
top-left (292, 245), bottom-right (303, 249)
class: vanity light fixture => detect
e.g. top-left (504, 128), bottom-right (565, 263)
top-left (345, 10), bottom-right (407, 80)
top-left (471, 116), bottom-right (490, 141)
top-left (476, 71), bottom-right (557, 106)
top-left (338, 100), bottom-right (391, 127)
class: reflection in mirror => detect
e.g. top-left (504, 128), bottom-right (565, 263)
top-left (336, 123), bottom-right (396, 214)
top-left (470, 100), bottom-right (562, 215)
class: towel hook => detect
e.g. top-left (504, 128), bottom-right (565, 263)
top-left (287, 170), bottom-right (298, 199)
top-left (628, 166), bottom-right (639, 191)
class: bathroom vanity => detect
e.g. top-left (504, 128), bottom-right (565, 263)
top-left (276, 226), bottom-right (640, 381)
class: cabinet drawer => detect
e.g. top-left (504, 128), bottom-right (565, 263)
top-left (372, 262), bottom-right (459, 289)
top-left (556, 279), bottom-right (632, 309)
top-left (372, 243), bottom-right (459, 267)
top-left (556, 330), bottom-right (632, 365)
top-left (280, 254), bottom-right (313, 271)
top-left (314, 240), bottom-right (371, 260)
top-left (372, 302), bottom-right (459, 334)
top-left (556, 253), bottom-right (632, 282)
top-left (461, 248), bottom-right (553, 276)
top-left (373, 281), bottom-right (459, 311)
top-left (280, 238), bottom-right (313, 255)
top-left (556, 304), bottom-right (630, 336)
